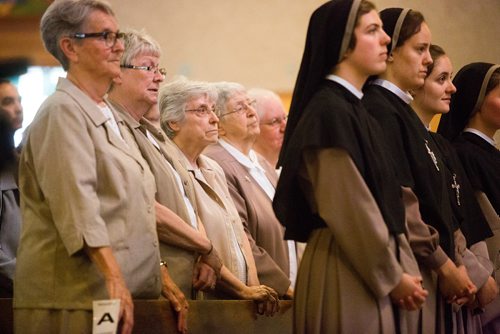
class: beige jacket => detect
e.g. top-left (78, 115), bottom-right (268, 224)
top-left (177, 152), bottom-right (259, 296)
top-left (111, 104), bottom-right (200, 298)
top-left (14, 78), bottom-right (161, 310)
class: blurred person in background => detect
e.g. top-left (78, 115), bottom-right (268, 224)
top-left (0, 79), bottom-right (23, 134)
top-left (247, 88), bottom-right (287, 169)
top-left (0, 110), bottom-right (21, 298)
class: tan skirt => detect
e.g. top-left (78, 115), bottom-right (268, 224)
top-left (294, 228), bottom-right (396, 334)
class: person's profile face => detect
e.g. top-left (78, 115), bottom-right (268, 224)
top-left (477, 83), bottom-right (500, 132)
top-left (413, 55), bottom-right (456, 116)
top-left (391, 22), bottom-right (433, 91)
top-left (177, 94), bottom-right (219, 149)
top-left (255, 98), bottom-right (286, 154)
top-left (71, 10), bottom-right (124, 80)
top-left (0, 82), bottom-right (23, 131)
top-left (220, 91), bottom-right (260, 143)
top-left (344, 10), bottom-right (390, 77)
top-left (120, 53), bottom-right (163, 109)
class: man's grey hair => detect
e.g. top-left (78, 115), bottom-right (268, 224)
top-left (40, 0), bottom-right (115, 70)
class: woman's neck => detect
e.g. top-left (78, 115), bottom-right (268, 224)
top-left (173, 138), bottom-right (204, 169)
top-left (108, 91), bottom-right (150, 121)
top-left (66, 71), bottom-right (111, 104)
top-left (379, 67), bottom-right (410, 92)
top-left (333, 65), bottom-right (368, 91)
top-left (221, 135), bottom-right (254, 156)
top-left (411, 103), bottom-right (434, 128)
top-left (467, 117), bottom-right (498, 139)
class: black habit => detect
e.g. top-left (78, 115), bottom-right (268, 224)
top-left (362, 84), bottom-right (457, 259)
top-left (430, 132), bottom-right (493, 246)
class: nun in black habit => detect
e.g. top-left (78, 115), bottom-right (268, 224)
top-left (273, 1), bottom-right (427, 333)
top-left (412, 46), bottom-right (496, 333)
top-left (437, 62), bottom-right (500, 333)
top-left (362, 8), bottom-right (478, 334)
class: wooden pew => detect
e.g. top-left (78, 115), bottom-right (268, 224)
top-left (0, 298), bottom-right (292, 333)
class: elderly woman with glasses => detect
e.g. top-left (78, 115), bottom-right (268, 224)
top-left (204, 82), bottom-right (295, 299)
top-left (247, 88), bottom-right (287, 169)
top-left (107, 29), bottom-right (225, 334)
top-left (14, 1), bottom-right (162, 333)
top-left (159, 78), bottom-right (279, 315)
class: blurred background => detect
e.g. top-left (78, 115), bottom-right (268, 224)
top-left (1, 0), bottom-right (499, 143)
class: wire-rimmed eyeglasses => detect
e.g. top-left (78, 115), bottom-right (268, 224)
top-left (185, 105), bottom-right (217, 117)
top-left (260, 115), bottom-right (287, 127)
top-left (71, 31), bottom-right (124, 48)
top-left (219, 99), bottom-right (257, 118)
top-left (120, 64), bottom-right (167, 78)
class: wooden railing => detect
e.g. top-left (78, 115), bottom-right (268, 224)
top-left (0, 298), bottom-right (292, 334)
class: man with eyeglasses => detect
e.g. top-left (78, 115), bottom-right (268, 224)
top-left (247, 88), bottom-right (287, 170)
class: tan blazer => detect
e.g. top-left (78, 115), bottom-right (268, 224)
top-left (14, 78), bottom-right (161, 310)
top-left (110, 102), bottom-right (200, 298)
top-left (177, 152), bottom-right (259, 296)
top-left (204, 143), bottom-right (291, 295)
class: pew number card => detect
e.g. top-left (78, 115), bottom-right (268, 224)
top-left (92, 299), bottom-right (121, 334)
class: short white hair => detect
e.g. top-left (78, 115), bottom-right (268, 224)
top-left (247, 88), bottom-right (282, 119)
top-left (159, 77), bottom-right (217, 138)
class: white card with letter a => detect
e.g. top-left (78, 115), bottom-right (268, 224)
top-left (92, 299), bottom-right (121, 334)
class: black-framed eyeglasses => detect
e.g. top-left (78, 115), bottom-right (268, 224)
top-left (120, 64), bottom-right (167, 78)
top-left (220, 99), bottom-right (257, 118)
top-left (260, 115), bottom-right (287, 127)
top-left (71, 31), bottom-right (124, 48)
top-left (185, 105), bottom-right (217, 117)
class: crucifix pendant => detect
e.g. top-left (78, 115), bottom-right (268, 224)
top-left (424, 140), bottom-right (440, 172)
top-left (451, 173), bottom-right (461, 206)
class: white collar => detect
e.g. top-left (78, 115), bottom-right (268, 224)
top-left (371, 79), bottom-right (413, 104)
top-left (219, 139), bottom-right (264, 172)
top-left (464, 128), bottom-right (497, 147)
top-left (325, 74), bottom-right (363, 99)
